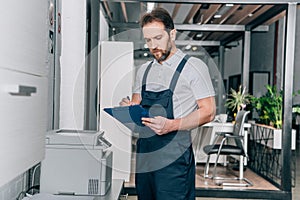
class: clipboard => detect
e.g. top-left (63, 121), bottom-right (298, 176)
top-left (103, 105), bottom-right (152, 132)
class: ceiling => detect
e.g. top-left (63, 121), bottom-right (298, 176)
top-left (100, 1), bottom-right (296, 56)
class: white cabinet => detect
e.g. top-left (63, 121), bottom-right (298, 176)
top-left (0, 68), bottom-right (48, 187)
top-left (0, 0), bottom-right (48, 76)
top-left (99, 41), bottom-right (133, 182)
top-left (0, 0), bottom-right (49, 187)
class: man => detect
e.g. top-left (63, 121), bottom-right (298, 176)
top-left (120, 8), bottom-right (216, 200)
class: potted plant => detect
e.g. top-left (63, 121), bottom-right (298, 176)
top-left (252, 85), bottom-right (282, 128)
top-left (251, 85), bottom-right (299, 149)
top-left (225, 85), bottom-right (253, 119)
top-left (252, 85), bottom-right (300, 128)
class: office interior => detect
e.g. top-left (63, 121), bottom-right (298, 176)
top-left (1, 0), bottom-right (300, 200)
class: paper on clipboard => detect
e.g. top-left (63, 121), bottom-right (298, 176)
top-left (103, 105), bottom-right (152, 132)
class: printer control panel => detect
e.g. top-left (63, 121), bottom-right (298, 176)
top-left (98, 135), bottom-right (112, 148)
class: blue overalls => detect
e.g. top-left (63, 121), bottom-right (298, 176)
top-left (135, 55), bottom-right (195, 200)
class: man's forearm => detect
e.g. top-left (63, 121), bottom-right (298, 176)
top-left (171, 108), bottom-right (215, 131)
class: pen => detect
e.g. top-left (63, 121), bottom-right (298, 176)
top-left (126, 96), bottom-right (133, 106)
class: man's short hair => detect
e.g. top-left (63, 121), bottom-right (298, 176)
top-left (140, 7), bottom-right (174, 31)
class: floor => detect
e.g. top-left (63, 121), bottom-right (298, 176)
top-left (124, 139), bottom-right (300, 200)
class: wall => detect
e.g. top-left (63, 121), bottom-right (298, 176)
top-left (223, 23), bottom-right (275, 87)
top-left (254, 9), bottom-right (300, 104)
top-left (276, 17), bottom-right (285, 90)
top-left (100, 10), bottom-right (109, 41)
top-left (293, 9), bottom-right (300, 104)
top-left (59, 0), bottom-right (86, 129)
top-left (223, 41), bottom-right (243, 82)
top-left (84, 0), bottom-right (100, 130)
top-left (277, 8), bottom-right (300, 104)
top-left (250, 24), bottom-right (275, 83)
top-left (276, 6), bottom-right (300, 104)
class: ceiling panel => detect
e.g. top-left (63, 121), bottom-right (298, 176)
top-left (101, 1), bottom-right (293, 55)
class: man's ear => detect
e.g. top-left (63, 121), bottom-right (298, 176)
top-left (170, 29), bottom-right (176, 41)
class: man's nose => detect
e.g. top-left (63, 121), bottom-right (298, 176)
top-left (148, 39), bottom-right (158, 49)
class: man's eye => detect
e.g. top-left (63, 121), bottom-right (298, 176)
top-left (155, 36), bottom-right (162, 40)
top-left (145, 39), bottom-right (151, 43)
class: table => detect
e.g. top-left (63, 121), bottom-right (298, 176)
top-left (22, 179), bottom-right (124, 200)
top-left (193, 122), bottom-right (251, 165)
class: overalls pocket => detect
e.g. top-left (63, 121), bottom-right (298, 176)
top-left (141, 90), bottom-right (171, 118)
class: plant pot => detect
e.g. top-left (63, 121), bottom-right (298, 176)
top-left (296, 115), bottom-right (300, 125)
top-left (250, 124), bottom-right (296, 150)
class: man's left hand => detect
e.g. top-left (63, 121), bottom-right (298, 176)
top-left (142, 116), bottom-right (172, 135)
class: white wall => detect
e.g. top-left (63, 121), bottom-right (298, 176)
top-left (59, 0), bottom-right (86, 129)
top-left (100, 10), bottom-right (109, 41)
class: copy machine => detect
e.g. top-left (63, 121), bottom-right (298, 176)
top-left (40, 130), bottom-right (112, 196)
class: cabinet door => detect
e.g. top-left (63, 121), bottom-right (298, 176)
top-left (0, 68), bottom-right (48, 187)
top-left (0, 0), bottom-right (48, 76)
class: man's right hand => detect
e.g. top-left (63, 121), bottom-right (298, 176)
top-left (119, 93), bottom-right (141, 106)
top-left (119, 97), bottom-right (132, 106)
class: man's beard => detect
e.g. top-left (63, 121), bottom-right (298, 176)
top-left (152, 41), bottom-right (172, 62)
top-left (156, 48), bottom-right (171, 62)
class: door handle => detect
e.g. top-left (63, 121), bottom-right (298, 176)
top-left (8, 85), bottom-right (37, 96)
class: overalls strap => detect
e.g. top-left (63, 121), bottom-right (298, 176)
top-left (141, 61), bottom-right (153, 94)
top-left (169, 54), bottom-right (190, 92)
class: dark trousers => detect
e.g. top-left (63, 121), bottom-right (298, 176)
top-left (135, 143), bottom-right (195, 200)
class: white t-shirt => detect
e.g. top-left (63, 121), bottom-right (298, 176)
top-left (133, 49), bottom-right (215, 118)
